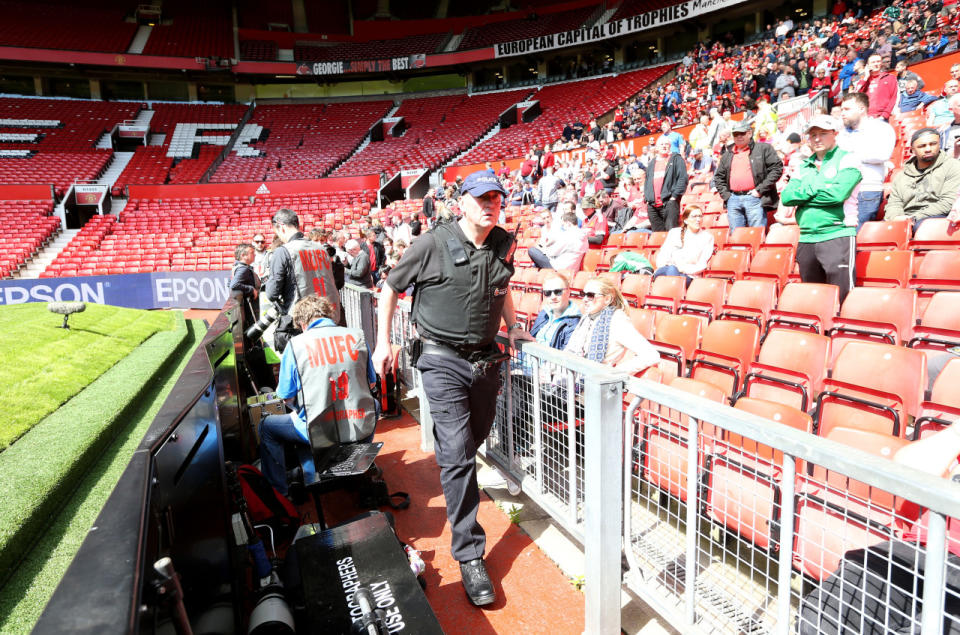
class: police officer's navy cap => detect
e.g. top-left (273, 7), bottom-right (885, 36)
top-left (462, 170), bottom-right (507, 197)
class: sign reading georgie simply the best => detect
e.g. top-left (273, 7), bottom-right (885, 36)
top-left (494, 0), bottom-right (745, 58)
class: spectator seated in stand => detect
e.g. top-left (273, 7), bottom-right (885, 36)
top-left (562, 276), bottom-right (661, 376)
top-left (897, 76), bottom-right (939, 113)
top-left (927, 79), bottom-right (960, 126)
top-left (528, 206), bottom-right (588, 271)
top-left (580, 195), bottom-right (609, 247)
top-left (885, 127), bottom-right (960, 231)
top-left (529, 272), bottom-right (582, 350)
top-left (598, 190), bottom-right (631, 235)
top-left (653, 205), bottom-right (714, 283)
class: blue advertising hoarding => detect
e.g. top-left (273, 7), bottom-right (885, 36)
top-left (0, 270), bottom-right (233, 310)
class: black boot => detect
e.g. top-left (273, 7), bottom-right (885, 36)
top-left (459, 558), bottom-right (496, 606)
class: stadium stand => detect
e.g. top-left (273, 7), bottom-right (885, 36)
top-left (302, 0), bottom-right (351, 35)
top-left (0, 0), bottom-right (137, 53)
top-left (454, 67), bottom-right (668, 166)
top-left (212, 101), bottom-right (392, 183)
top-left (0, 97), bottom-right (138, 196)
top-left (41, 190), bottom-right (377, 277)
top-left (0, 199), bottom-right (58, 277)
top-left (112, 103), bottom-right (247, 193)
top-left (331, 90), bottom-right (532, 177)
top-left (236, 0), bottom-right (294, 30)
top-left (293, 32), bottom-right (448, 62)
top-left (239, 39), bottom-right (279, 61)
top-left (141, 1), bottom-right (233, 59)
top-left (457, 6), bottom-right (595, 50)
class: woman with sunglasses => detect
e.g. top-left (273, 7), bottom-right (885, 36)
top-left (653, 204), bottom-right (714, 284)
top-left (563, 276), bottom-right (660, 376)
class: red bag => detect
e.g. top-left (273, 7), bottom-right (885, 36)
top-left (236, 464), bottom-right (300, 538)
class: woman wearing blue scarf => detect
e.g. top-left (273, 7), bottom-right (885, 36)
top-left (563, 276), bottom-right (661, 375)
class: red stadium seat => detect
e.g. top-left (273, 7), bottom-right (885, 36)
top-left (768, 283), bottom-right (840, 334)
top-left (741, 328), bottom-right (830, 412)
top-left (690, 319), bottom-right (761, 398)
top-left (706, 397), bottom-right (812, 550)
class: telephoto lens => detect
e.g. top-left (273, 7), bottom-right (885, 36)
top-left (245, 303), bottom-right (281, 341)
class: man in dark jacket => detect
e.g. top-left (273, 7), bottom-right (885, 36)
top-left (644, 136), bottom-right (689, 231)
top-left (363, 229), bottom-right (386, 274)
top-left (230, 242), bottom-right (260, 325)
top-left (422, 188), bottom-right (435, 221)
top-left (713, 119), bottom-right (784, 228)
top-left (345, 239), bottom-right (374, 288)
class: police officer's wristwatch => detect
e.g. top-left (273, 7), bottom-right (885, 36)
top-left (509, 322), bottom-right (525, 332)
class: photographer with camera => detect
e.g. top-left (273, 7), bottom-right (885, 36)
top-left (257, 294), bottom-right (377, 496)
top-left (266, 208), bottom-right (341, 350)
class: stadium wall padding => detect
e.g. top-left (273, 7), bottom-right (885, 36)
top-left (127, 174), bottom-right (379, 199)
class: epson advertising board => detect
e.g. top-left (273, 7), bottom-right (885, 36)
top-left (0, 271), bottom-right (232, 310)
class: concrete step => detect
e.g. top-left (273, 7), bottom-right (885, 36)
top-left (135, 109), bottom-right (155, 126)
top-left (442, 33), bottom-right (463, 52)
top-left (15, 228), bottom-right (81, 279)
top-left (128, 25), bottom-right (152, 54)
top-left (95, 151), bottom-right (134, 191)
top-left (96, 132), bottom-right (113, 149)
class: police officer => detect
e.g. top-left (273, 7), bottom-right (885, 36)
top-left (258, 294), bottom-right (377, 495)
top-left (267, 208), bottom-right (341, 323)
top-left (372, 170), bottom-right (533, 607)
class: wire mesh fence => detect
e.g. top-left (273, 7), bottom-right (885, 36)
top-left (347, 282), bottom-right (960, 634)
top-left (621, 378), bottom-right (960, 635)
top-left (486, 339), bottom-right (606, 536)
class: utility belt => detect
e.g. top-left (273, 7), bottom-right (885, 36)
top-left (413, 338), bottom-right (508, 376)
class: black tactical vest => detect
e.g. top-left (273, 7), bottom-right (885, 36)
top-left (412, 222), bottom-right (514, 347)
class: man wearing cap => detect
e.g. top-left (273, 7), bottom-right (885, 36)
top-left (838, 92), bottom-right (896, 229)
top-left (885, 127), bottom-right (960, 230)
top-left (372, 169), bottom-right (532, 608)
top-left (713, 119), bottom-right (783, 229)
top-left (782, 115), bottom-right (863, 303)
top-left (580, 194), bottom-right (609, 246)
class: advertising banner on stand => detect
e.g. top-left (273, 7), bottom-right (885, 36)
top-left (0, 270), bottom-right (233, 310)
top-left (493, 0), bottom-right (747, 58)
top-left (296, 54), bottom-right (427, 76)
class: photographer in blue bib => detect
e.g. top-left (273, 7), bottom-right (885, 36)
top-left (257, 294), bottom-right (377, 497)
top-left (372, 170), bottom-right (533, 608)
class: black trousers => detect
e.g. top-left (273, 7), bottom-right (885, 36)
top-left (417, 352), bottom-right (501, 562)
top-left (796, 234), bottom-right (855, 304)
top-left (648, 199), bottom-right (680, 232)
top-left (798, 539), bottom-right (960, 635)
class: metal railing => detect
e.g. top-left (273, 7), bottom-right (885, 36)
top-left (341, 290), bottom-right (960, 634)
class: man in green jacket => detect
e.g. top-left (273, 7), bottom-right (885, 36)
top-left (781, 115), bottom-right (862, 303)
top-left (885, 127), bottom-right (960, 231)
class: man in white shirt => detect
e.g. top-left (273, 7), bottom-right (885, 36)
top-left (527, 209), bottom-right (588, 271)
top-left (837, 91), bottom-right (896, 229)
top-left (392, 214), bottom-right (414, 245)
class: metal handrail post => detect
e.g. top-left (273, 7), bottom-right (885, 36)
top-left (583, 372), bottom-right (626, 634)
